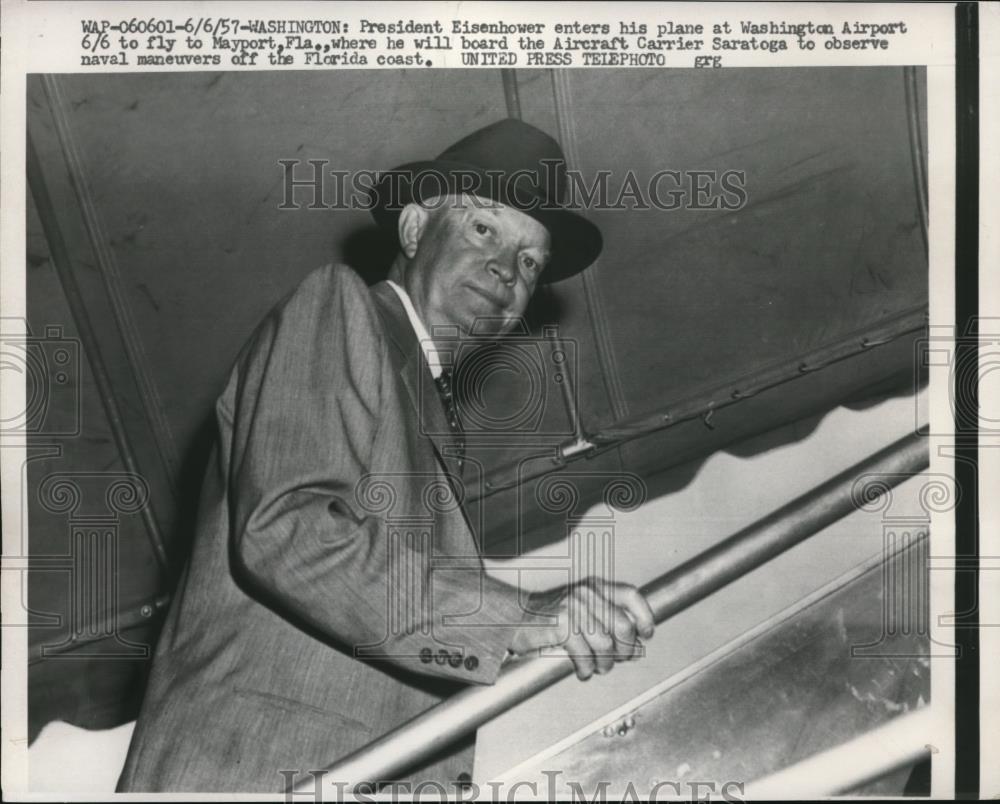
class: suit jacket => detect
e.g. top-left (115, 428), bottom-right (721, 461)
top-left (117, 264), bottom-right (530, 792)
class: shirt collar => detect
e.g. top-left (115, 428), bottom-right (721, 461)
top-left (385, 280), bottom-right (443, 379)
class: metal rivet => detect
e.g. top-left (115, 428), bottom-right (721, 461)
top-left (624, 715), bottom-right (635, 729)
top-left (602, 725), bottom-right (615, 738)
top-left (140, 605), bottom-right (153, 617)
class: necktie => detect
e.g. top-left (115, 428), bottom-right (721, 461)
top-left (434, 369), bottom-right (466, 468)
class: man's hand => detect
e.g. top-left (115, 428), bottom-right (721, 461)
top-left (509, 577), bottom-right (655, 680)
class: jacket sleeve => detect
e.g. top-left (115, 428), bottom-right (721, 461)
top-left (225, 265), bottom-right (532, 685)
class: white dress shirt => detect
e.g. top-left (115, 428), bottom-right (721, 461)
top-left (385, 280), bottom-right (444, 379)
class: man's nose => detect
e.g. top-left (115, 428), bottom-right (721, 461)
top-left (486, 254), bottom-right (517, 285)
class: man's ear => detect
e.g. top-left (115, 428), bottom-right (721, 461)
top-left (397, 203), bottom-right (431, 259)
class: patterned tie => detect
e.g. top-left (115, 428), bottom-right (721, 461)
top-left (434, 369), bottom-right (466, 467)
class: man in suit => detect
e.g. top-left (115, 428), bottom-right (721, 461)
top-left (117, 119), bottom-right (654, 793)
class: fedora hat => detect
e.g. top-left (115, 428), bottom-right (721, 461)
top-left (369, 118), bottom-right (602, 282)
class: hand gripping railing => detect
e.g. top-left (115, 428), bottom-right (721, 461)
top-left (293, 430), bottom-right (928, 793)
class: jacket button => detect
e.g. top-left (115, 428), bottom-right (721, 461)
top-left (436, 649), bottom-right (449, 665)
top-left (448, 652), bottom-right (462, 668)
top-left (457, 772), bottom-right (472, 786)
top-left (464, 655), bottom-right (479, 671)
top-left (419, 648), bottom-right (432, 664)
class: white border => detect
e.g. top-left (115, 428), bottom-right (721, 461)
top-left (0, 1), bottom-right (968, 799)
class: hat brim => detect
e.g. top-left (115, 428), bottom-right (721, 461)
top-left (368, 160), bottom-right (602, 283)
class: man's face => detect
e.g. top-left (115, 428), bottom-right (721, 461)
top-left (403, 196), bottom-right (552, 338)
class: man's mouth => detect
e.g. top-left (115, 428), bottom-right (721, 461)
top-left (466, 283), bottom-right (508, 309)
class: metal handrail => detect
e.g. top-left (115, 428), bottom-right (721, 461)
top-left (743, 706), bottom-right (934, 797)
top-left (294, 429), bottom-right (928, 793)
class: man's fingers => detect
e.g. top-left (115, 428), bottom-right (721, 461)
top-left (582, 608), bottom-right (615, 674)
top-left (610, 606), bottom-right (641, 659)
top-left (564, 632), bottom-right (596, 680)
top-left (557, 580), bottom-right (656, 682)
top-left (601, 580), bottom-right (656, 639)
top-left (581, 583), bottom-right (639, 662)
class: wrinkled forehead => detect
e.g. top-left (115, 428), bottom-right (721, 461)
top-left (424, 194), bottom-right (551, 249)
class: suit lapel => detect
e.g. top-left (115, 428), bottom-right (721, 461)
top-left (370, 282), bottom-right (466, 482)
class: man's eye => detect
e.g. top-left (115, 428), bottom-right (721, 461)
top-left (474, 222), bottom-right (490, 236)
top-left (523, 256), bottom-right (537, 272)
